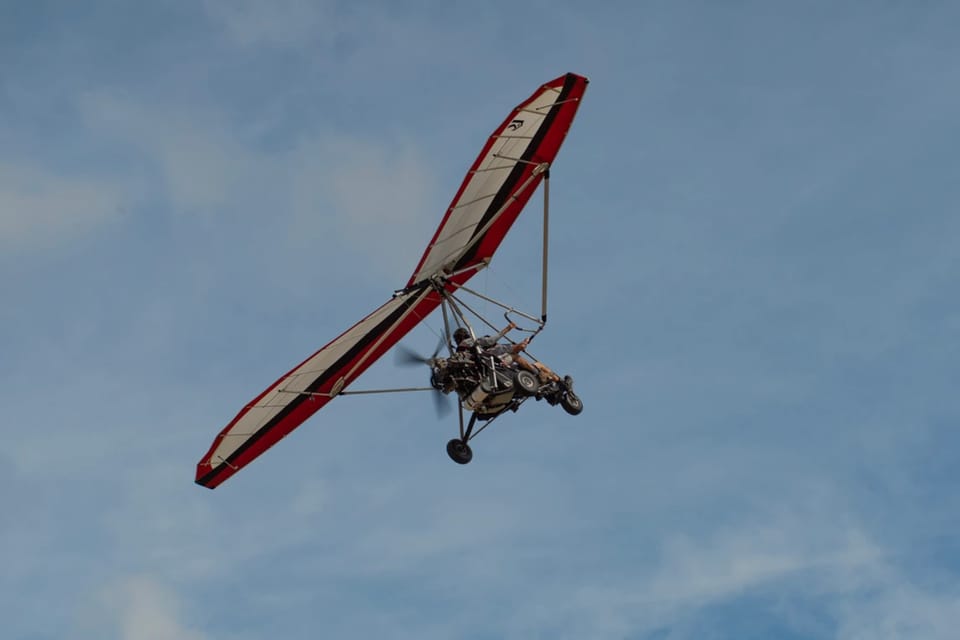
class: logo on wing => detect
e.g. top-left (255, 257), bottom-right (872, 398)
top-left (508, 119), bottom-right (524, 131)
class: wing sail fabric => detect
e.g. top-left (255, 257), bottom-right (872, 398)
top-left (407, 72), bottom-right (588, 286)
top-left (195, 287), bottom-right (440, 488)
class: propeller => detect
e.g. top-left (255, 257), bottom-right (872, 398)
top-left (431, 385), bottom-right (453, 418)
top-left (395, 334), bottom-right (447, 368)
top-left (396, 344), bottom-right (439, 367)
top-left (395, 335), bottom-right (452, 418)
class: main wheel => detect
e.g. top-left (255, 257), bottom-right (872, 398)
top-left (560, 392), bottom-right (583, 416)
top-left (446, 438), bottom-right (473, 464)
top-left (514, 369), bottom-right (540, 396)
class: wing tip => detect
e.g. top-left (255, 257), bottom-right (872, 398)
top-left (195, 462), bottom-right (223, 489)
top-left (560, 71), bottom-right (589, 85)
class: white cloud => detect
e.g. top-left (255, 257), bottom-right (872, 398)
top-left (77, 90), bottom-right (438, 278)
top-left (836, 581), bottom-right (960, 640)
top-left (643, 523), bottom-right (880, 605)
top-left (78, 92), bottom-right (256, 216)
top-left (493, 494), bottom-right (960, 640)
top-left (91, 576), bottom-right (209, 640)
top-left (203, 0), bottom-right (339, 48)
top-left (497, 500), bottom-right (888, 639)
top-left (289, 135), bottom-right (438, 278)
top-left (0, 162), bottom-right (127, 251)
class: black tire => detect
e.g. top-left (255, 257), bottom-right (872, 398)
top-left (446, 438), bottom-right (473, 464)
top-left (560, 392), bottom-right (583, 416)
top-left (515, 370), bottom-right (540, 396)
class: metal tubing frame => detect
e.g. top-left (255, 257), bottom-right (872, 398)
top-left (283, 169), bottom-right (558, 446)
top-left (408, 164), bottom-right (544, 292)
top-left (277, 387), bottom-right (437, 398)
top-left (443, 289), bottom-right (501, 338)
top-left (434, 169), bottom-right (552, 341)
top-left (465, 407), bottom-right (516, 442)
top-left (541, 171), bottom-right (550, 324)
top-left (446, 283), bottom-right (542, 326)
top-left (436, 286), bottom-right (481, 341)
top-left (463, 413), bottom-right (479, 441)
top-left (442, 287), bottom-right (541, 350)
top-left (439, 295), bottom-right (454, 355)
top-left (339, 387), bottom-right (436, 396)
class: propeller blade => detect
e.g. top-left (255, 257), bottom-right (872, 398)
top-left (396, 344), bottom-right (432, 367)
top-left (396, 337), bottom-right (453, 419)
top-left (433, 388), bottom-right (452, 418)
top-left (397, 334), bottom-right (448, 367)
top-left (431, 334), bottom-right (447, 359)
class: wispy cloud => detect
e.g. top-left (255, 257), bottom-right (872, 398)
top-left (203, 0), bottom-right (339, 48)
top-left (75, 89), bottom-right (439, 279)
top-left (496, 505), bottom-right (933, 640)
top-left (86, 576), bottom-right (210, 640)
top-left (835, 578), bottom-right (960, 640)
top-left (0, 162), bottom-right (128, 252)
top-left (78, 92), bottom-right (257, 216)
top-left (288, 134), bottom-right (438, 278)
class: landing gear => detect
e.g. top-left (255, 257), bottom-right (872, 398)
top-left (440, 366), bottom-right (583, 465)
top-left (446, 438), bottom-right (473, 464)
top-left (560, 375), bottom-right (583, 415)
top-left (514, 369), bottom-right (540, 396)
top-left (561, 391), bottom-right (583, 415)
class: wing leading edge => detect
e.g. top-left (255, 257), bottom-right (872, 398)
top-left (195, 286), bottom-right (440, 488)
top-left (407, 72), bottom-right (588, 286)
top-left (195, 72), bottom-right (588, 488)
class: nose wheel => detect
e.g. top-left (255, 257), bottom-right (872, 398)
top-left (446, 438), bottom-right (473, 464)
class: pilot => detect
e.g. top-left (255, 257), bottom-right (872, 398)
top-left (452, 327), bottom-right (473, 351)
top-left (453, 323), bottom-right (517, 353)
top-left (453, 323), bottom-right (558, 382)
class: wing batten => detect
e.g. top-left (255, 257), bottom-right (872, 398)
top-left (450, 76), bottom-right (559, 272)
top-left (407, 73), bottom-right (587, 286)
top-left (492, 134), bottom-right (535, 140)
top-left (196, 287), bottom-right (435, 488)
top-left (452, 193), bottom-right (497, 210)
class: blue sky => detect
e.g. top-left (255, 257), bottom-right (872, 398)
top-left (3, 1), bottom-right (960, 638)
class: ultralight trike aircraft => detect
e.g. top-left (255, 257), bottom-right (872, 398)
top-left (196, 73), bottom-right (589, 489)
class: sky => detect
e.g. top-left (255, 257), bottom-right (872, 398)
top-left (3, 1), bottom-right (960, 638)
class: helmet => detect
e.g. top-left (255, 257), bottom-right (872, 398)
top-left (453, 327), bottom-right (470, 344)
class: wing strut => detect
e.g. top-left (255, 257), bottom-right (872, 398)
top-left (436, 165), bottom-right (555, 342)
top-left (541, 170), bottom-right (550, 325)
top-left (406, 162), bottom-right (550, 293)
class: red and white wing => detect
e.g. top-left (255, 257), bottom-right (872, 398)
top-left (407, 72), bottom-right (588, 286)
top-left (195, 73), bottom-right (588, 489)
top-left (195, 286), bottom-right (442, 489)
